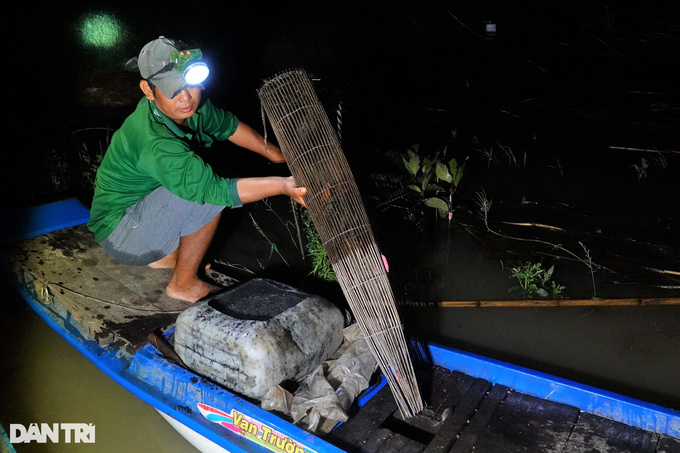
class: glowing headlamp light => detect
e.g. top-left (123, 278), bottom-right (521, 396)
top-left (170, 49), bottom-right (210, 85)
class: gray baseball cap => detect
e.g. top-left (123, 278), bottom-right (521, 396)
top-left (138, 36), bottom-right (206, 99)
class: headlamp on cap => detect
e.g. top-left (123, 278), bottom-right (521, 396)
top-left (170, 49), bottom-right (210, 85)
top-left (145, 46), bottom-right (210, 94)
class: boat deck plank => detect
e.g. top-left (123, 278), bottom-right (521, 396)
top-left (381, 433), bottom-right (413, 453)
top-left (423, 378), bottom-right (492, 453)
top-left (432, 371), bottom-right (473, 418)
top-left (657, 435), bottom-right (680, 453)
top-left (402, 438), bottom-right (427, 453)
top-left (1, 224), bottom-right (236, 353)
top-left (470, 391), bottom-right (580, 452)
top-left (328, 384), bottom-right (399, 451)
top-left (359, 428), bottom-right (396, 453)
top-left (562, 413), bottom-right (659, 453)
top-left (427, 367), bottom-right (458, 408)
top-left (448, 384), bottom-right (509, 453)
top-left (326, 366), bottom-right (677, 453)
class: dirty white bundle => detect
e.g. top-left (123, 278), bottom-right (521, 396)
top-left (261, 324), bottom-right (377, 433)
top-left (258, 69), bottom-right (423, 417)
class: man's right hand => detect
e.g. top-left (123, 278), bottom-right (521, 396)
top-left (281, 176), bottom-right (307, 207)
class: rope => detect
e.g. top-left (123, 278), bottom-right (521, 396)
top-left (336, 100), bottom-right (342, 144)
top-left (260, 101), bottom-right (269, 155)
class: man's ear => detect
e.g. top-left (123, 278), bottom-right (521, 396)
top-left (140, 80), bottom-right (154, 100)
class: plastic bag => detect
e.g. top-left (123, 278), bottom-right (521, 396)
top-left (327, 333), bottom-right (376, 412)
top-left (290, 365), bottom-right (348, 432)
top-left (260, 384), bottom-right (294, 414)
top-left (261, 324), bottom-right (378, 434)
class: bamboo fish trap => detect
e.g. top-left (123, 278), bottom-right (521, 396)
top-left (258, 69), bottom-right (424, 417)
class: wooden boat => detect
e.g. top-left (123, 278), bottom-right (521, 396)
top-left (1, 423), bottom-right (17, 453)
top-left (2, 199), bottom-right (679, 452)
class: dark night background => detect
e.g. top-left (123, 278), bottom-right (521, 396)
top-left (5, 0), bottom-right (680, 424)
top-left (14, 1), bottom-right (680, 205)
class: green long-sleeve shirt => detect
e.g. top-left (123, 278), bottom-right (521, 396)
top-left (88, 96), bottom-right (241, 242)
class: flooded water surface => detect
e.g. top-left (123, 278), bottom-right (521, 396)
top-left (0, 281), bottom-right (197, 453)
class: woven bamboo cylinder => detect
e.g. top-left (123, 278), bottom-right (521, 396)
top-left (258, 69), bottom-right (423, 417)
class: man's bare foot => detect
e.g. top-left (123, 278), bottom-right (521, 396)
top-left (166, 278), bottom-right (223, 303)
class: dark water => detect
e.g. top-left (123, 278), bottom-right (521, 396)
top-left (389, 230), bottom-right (680, 410)
top-left (0, 281), bottom-right (197, 452)
top-left (4, 1), bottom-right (679, 446)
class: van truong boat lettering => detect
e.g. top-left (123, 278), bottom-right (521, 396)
top-left (197, 404), bottom-right (317, 453)
top-left (9, 423), bottom-right (95, 443)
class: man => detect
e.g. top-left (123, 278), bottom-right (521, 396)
top-left (88, 36), bottom-right (306, 303)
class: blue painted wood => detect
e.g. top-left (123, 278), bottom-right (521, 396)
top-left (1, 198), bottom-right (90, 244)
top-left (428, 343), bottom-right (680, 438)
top-left (1, 422), bottom-right (18, 453)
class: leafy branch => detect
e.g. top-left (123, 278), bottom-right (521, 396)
top-left (300, 208), bottom-right (337, 282)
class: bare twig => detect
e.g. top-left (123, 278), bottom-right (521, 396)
top-left (610, 146), bottom-right (680, 155)
top-left (213, 259), bottom-right (255, 275)
top-left (398, 297), bottom-right (680, 308)
top-left (291, 199), bottom-right (305, 261)
top-left (262, 198), bottom-right (298, 249)
top-left (500, 221), bottom-right (565, 231)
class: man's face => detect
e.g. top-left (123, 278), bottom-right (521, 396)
top-left (140, 81), bottom-right (201, 125)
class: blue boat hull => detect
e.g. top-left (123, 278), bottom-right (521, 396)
top-left (4, 199), bottom-right (679, 452)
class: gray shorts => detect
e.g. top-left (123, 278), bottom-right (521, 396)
top-left (100, 186), bottom-right (227, 266)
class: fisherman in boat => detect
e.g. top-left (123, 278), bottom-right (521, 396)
top-left (87, 36), bottom-right (306, 303)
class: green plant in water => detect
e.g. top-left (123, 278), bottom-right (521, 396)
top-left (371, 143), bottom-right (467, 228)
top-left (509, 262), bottom-right (566, 299)
top-left (79, 141), bottom-right (106, 190)
top-left (653, 151), bottom-right (667, 170)
top-left (45, 127), bottom-right (110, 195)
top-left (476, 189), bottom-right (493, 230)
top-left (46, 148), bottom-right (71, 193)
top-left (300, 208), bottom-right (337, 282)
top-left (631, 157), bottom-right (649, 180)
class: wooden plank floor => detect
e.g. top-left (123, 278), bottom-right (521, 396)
top-left (1, 225), bottom-right (237, 354)
top-left (325, 366), bottom-right (679, 453)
